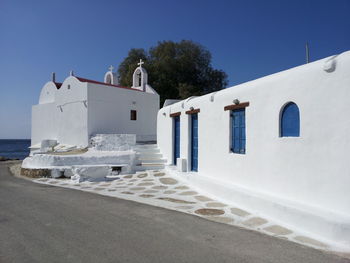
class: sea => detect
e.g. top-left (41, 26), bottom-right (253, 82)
top-left (0, 139), bottom-right (31, 160)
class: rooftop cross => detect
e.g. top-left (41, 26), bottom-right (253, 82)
top-left (109, 65), bottom-right (114, 72)
top-left (137, 59), bottom-right (144, 67)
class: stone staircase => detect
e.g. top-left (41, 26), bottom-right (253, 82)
top-left (133, 144), bottom-right (167, 171)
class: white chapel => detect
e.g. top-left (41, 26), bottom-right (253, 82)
top-left (31, 60), bottom-right (159, 150)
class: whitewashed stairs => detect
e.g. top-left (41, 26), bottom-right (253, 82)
top-left (133, 144), bottom-right (166, 171)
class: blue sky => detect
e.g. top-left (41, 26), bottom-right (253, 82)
top-left (0, 0), bottom-right (349, 139)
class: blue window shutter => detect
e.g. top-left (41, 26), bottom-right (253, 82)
top-left (240, 110), bottom-right (246, 153)
top-left (281, 102), bottom-right (300, 137)
top-left (191, 114), bottom-right (198, 171)
top-left (173, 116), bottom-right (180, 164)
top-left (231, 109), bottom-right (246, 154)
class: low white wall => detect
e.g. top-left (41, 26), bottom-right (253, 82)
top-left (157, 51), bottom-right (350, 249)
top-left (90, 134), bottom-right (136, 151)
top-left (22, 150), bottom-right (136, 168)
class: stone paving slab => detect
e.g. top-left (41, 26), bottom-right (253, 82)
top-left (264, 225), bottom-right (293, 236)
top-left (206, 202), bottom-right (227, 208)
top-left (29, 169), bottom-right (335, 254)
top-left (230, 207), bottom-right (250, 217)
top-left (242, 217), bottom-right (268, 228)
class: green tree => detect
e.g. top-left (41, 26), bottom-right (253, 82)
top-left (118, 40), bottom-right (228, 106)
top-left (118, 48), bottom-right (148, 87)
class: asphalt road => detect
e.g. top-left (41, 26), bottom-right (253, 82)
top-left (0, 162), bottom-right (348, 263)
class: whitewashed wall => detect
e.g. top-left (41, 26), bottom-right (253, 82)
top-left (157, 51), bottom-right (350, 249)
top-left (55, 77), bottom-right (89, 147)
top-left (32, 76), bottom-right (159, 148)
top-left (87, 84), bottom-right (159, 141)
top-left (32, 82), bottom-right (59, 146)
top-left (31, 102), bottom-right (58, 146)
top-left (39, 82), bottom-right (57, 104)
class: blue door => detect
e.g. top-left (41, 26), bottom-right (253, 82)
top-left (191, 114), bottom-right (198, 171)
top-left (173, 116), bottom-right (180, 165)
top-left (231, 109), bottom-right (246, 154)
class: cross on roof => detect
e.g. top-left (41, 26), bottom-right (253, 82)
top-left (109, 65), bottom-right (114, 72)
top-left (137, 59), bottom-right (144, 67)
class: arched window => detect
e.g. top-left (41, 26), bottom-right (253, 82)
top-left (106, 74), bottom-right (112, 84)
top-left (280, 102), bottom-right (300, 137)
top-left (137, 72), bottom-right (142, 86)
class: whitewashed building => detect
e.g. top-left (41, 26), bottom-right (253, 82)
top-left (157, 51), bottom-right (350, 249)
top-left (31, 61), bottom-right (159, 150)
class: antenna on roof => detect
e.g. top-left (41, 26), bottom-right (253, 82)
top-left (305, 42), bottom-right (310, 64)
top-left (51, 72), bottom-right (56, 82)
top-left (70, 70), bottom-right (74, 76)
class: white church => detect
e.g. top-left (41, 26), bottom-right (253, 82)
top-left (157, 50), bottom-right (350, 250)
top-left (31, 60), bottom-right (159, 150)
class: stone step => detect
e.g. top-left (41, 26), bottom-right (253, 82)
top-left (134, 144), bottom-right (158, 150)
top-left (138, 159), bottom-right (167, 164)
top-left (138, 153), bottom-right (162, 159)
top-left (134, 164), bottom-right (165, 171)
top-left (134, 148), bottom-right (160, 153)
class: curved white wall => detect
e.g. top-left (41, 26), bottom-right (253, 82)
top-left (38, 82), bottom-right (57, 104)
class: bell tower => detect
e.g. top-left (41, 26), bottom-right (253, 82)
top-left (132, 59), bottom-right (148, 91)
top-left (104, 65), bottom-right (119, 85)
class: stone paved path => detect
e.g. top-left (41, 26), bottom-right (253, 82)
top-left (31, 169), bottom-right (336, 254)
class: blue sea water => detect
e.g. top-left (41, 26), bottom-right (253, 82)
top-left (0, 139), bottom-right (31, 160)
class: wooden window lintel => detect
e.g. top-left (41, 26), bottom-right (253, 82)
top-left (224, 102), bottom-right (250, 111)
top-left (170, 112), bottom-right (181, 117)
top-left (185, 108), bottom-right (200, 115)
